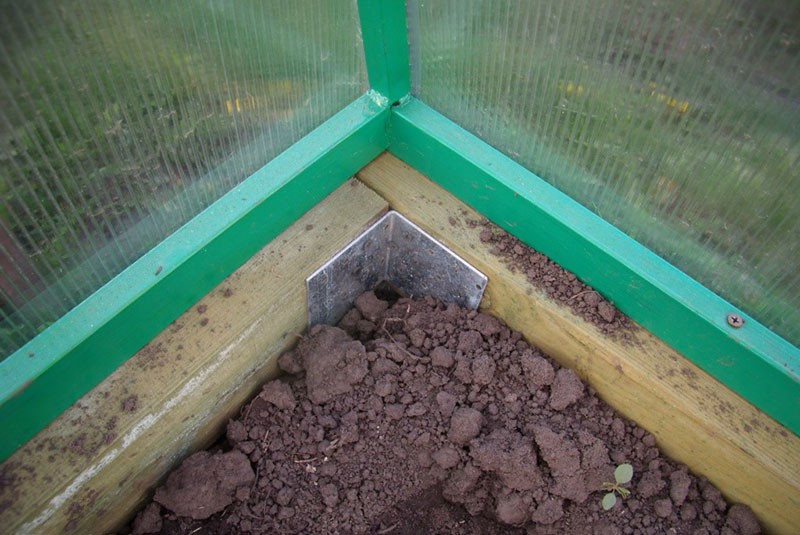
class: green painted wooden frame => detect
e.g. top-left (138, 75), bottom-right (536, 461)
top-left (1, 0), bottom-right (797, 462)
top-left (0, 95), bottom-right (390, 460)
top-left (389, 98), bottom-right (800, 433)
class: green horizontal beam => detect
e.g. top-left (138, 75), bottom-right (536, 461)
top-left (389, 97), bottom-right (800, 434)
top-left (357, 0), bottom-right (410, 104)
top-left (0, 94), bottom-right (390, 461)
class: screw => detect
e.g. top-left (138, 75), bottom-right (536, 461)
top-left (726, 313), bottom-right (744, 328)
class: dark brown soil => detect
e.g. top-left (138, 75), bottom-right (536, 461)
top-left (125, 291), bottom-right (761, 535)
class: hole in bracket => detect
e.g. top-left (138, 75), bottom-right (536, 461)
top-left (373, 280), bottom-right (405, 304)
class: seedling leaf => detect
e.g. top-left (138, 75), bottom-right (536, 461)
top-left (600, 463), bottom-right (634, 512)
top-left (615, 463), bottom-right (633, 484)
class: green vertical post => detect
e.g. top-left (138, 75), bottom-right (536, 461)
top-left (357, 0), bottom-right (411, 103)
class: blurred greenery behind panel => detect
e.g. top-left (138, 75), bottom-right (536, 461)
top-left (0, 0), bottom-right (366, 355)
top-left (410, 0), bottom-right (800, 346)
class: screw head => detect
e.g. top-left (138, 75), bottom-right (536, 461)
top-left (726, 313), bottom-right (744, 328)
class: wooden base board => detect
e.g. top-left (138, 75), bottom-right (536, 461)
top-left (0, 179), bottom-right (388, 534)
top-left (2, 154), bottom-right (798, 534)
top-left (357, 153), bottom-right (800, 535)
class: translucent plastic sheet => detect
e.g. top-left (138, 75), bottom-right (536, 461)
top-left (0, 1), bottom-right (366, 356)
top-left (410, 0), bottom-right (800, 346)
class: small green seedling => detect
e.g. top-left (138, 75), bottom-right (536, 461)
top-left (601, 463), bottom-right (633, 510)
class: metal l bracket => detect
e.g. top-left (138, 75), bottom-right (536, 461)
top-left (307, 211), bottom-right (487, 326)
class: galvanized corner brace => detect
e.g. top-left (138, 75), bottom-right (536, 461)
top-left (307, 211), bottom-right (487, 327)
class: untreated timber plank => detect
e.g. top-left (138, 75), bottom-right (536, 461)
top-left (0, 179), bottom-right (388, 534)
top-left (357, 152), bottom-right (800, 535)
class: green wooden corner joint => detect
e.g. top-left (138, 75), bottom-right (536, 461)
top-left (388, 97), bottom-right (800, 435)
top-left (0, 94), bottom-right (391, 462)
top-left (357, 0), bottom-right (411, 104)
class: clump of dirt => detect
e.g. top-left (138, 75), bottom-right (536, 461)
top-left (152, 450), bottom-right (255, 520)
top-left (126, 293), bottom-right (760, 535)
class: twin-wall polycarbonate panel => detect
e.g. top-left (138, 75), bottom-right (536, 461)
top-left (409, 0), bottom-right (800, 346)
top-left (0, 1), bottom-right (366, 356)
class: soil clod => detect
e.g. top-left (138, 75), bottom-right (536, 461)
top-left (128, 293), bottom-right (761, 534)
